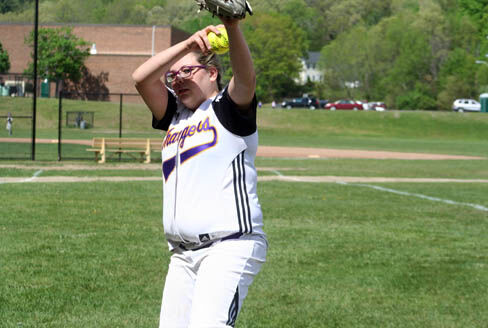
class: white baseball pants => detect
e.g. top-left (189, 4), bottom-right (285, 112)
top-left (158, 234), bottom-right (267, 328)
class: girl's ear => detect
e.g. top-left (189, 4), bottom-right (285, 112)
top-left (208, 66), bottom-right (219, 82)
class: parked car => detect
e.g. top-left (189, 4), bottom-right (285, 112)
top-left (452, 99), bottom-right (480, 112)
top-left (319, 99), bottom-right (329, 108)
top-left (368, 102), bottom-right (387, 111)
top-left (281, 97), bottom-right (320, 110)
top-left (8, 86), bottom-right (18, 97)
top-left (324, 100), bottom-right (363, 110)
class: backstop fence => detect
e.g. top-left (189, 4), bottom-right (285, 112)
top-left (0, 91), bottom-right (165, 162)
top-left (0, 114), bottom-right (33, 160)
top-left (57, 92), bottom-right (164, 162)
top-left (0, 73), bottom-right (34, 160)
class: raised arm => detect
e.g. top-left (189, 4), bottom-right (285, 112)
top-left (223, 19), bottom-right (256, 111)
top-left (132, 26), bottom-right (222, 120)
top-left (132, 42), bottom-right (186, 121)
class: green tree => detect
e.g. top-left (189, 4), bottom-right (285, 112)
top-left (24, 27), bottom-right (90, 96)
top-left (0, 41), bottom-right (10, 73)
top-left (437, 48), bottom-right (479, 109)
top-left (319, 24), bottom-right (369, 100)
top-left (0, 0), bottom-right (32, 14)
top-left (281, 0), bottom-right (319, 51)
top-left (49, 0), bottom-right (84, 23)
top-left (323, 0), bottom-right (393, 40)
top-left (158, 0), bottom-right (199, 27)
top-left (319, 10), bottom-right (439, 109)
top-left (179, 15), bottom-right (220, 33)
top-left (242, 13), bottom-right (308, 102)
top-left (104, 0), bottom-right (147, 25)
top-left (140, 0), bottom-right (167, 9)
top-left (458, 0), bottom-right (488, 34)
top-left (476, 64), bottom-right (488, 94)
top-left (376, 14), bottom-right (435, 109)
top-left (446, 12), bottom-right (478, 53)
top-left (412, 0), bottom-right (450, 88)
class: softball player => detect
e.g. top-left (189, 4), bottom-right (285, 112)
top-left (6, 112), bottom-right (12, 136)
top-left (132, 17), bottom-right (267, 328)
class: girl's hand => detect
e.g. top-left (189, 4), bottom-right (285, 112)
top-left (185, 25), bottom-right (225, 53)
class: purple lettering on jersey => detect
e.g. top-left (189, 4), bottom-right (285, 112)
top-left (163, 128), bottom-right (175, 148)
top-left (179, 126), bottom-right (190, 148)
top-left (197, 121), bottom-right (204, 132)
top-left (163, 155), bottom-right (176, 181)
top-left (163, 117), bottom-right (213, 150)
top-left (180, 124), bottom-right (217, 164)
top-left (201, 117), bottom-right (210, 131)
top-left (162, 117), bottom-right (218, 181)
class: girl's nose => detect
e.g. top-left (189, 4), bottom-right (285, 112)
top-left (173, 74), bottom-right (184, 85)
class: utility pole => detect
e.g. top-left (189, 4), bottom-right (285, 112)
top-left (31, 0), bottom-right (39, 160)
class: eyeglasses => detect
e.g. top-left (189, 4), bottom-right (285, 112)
top-left (165, 65), bottom-right (207, 84)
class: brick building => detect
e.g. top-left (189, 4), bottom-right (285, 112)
top-left (0, 23), bottom-right (190, 96)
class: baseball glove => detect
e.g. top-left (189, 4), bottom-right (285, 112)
top-left (195, 0), bottom-right (253, 19)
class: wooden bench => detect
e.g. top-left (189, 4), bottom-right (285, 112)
top-left (86, 138), bottom-right (162, 163)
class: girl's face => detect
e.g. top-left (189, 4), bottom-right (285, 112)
top-left (168, 52), bottom-right (218, 111)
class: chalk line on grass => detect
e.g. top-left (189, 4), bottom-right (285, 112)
top-left (272, 170), bottom-right (283, 176)
top-left (1, 174), bottom-right (487, 212)
top-left (259, 175), bottom-right (488, 212)
top-left (23, 170), bottom-right (43, 182)
top-left (0, 169), bottom-right (44, 184)
top-left (337, 181), bottom-right (488, 212)
top-left (0, 176), bottom-right (161, 184)
top-left (258, 176), bottom-right (488, 183)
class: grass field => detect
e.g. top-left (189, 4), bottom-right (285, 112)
top-left (1, 96), bottom-right (488, 327)
top-left (2, 96), bottom-right (488, 159)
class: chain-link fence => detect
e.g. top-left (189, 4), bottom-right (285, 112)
top-left (0, 74), bottom-right (34, 160)
top-left (0, 114), bottom-right (33, 160)
top-left (0, 90), bottom-right (165, 162)
top-left (57, 92), bottom-right (164, 162)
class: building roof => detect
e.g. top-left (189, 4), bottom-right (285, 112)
top-left (305, 51), bottom-right (321, 65)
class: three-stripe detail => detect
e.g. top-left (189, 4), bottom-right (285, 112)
top-left (226, 287), bottom-right (239, 327)
top-left (232, 151), bottom-right (252, 234)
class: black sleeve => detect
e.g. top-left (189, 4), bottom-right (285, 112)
top-left (152, 89), bottom-right (177, 131)
top-left (213, 87), bottom-right (257, 137)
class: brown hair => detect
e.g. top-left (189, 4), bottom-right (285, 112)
top-left (197, 52), bottom-right (223, 90)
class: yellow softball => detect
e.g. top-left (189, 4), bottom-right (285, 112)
top-left (207, 27), bottom-right (229, 55)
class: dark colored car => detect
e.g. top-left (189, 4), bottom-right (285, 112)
top-left (281, 97), bottom-right (320, 110)
top-left (319, 99), bottom-right (329, 108)
top-left (8, 86), bottom-right (18, 97)
top-left (325, 99), bottom-right (363, 110)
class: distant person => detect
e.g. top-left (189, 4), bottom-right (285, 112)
top-left (75, 113), bottom-right (82, 127)
top-left (6, 112), bottom-right (12, 136)
top-left (271, 100), bottom-right (276, 108)
top-left (258, 100), bottom-right (262, 108)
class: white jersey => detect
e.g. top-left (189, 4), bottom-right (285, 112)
top-left (153, 86), bottom-right (264, 249)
